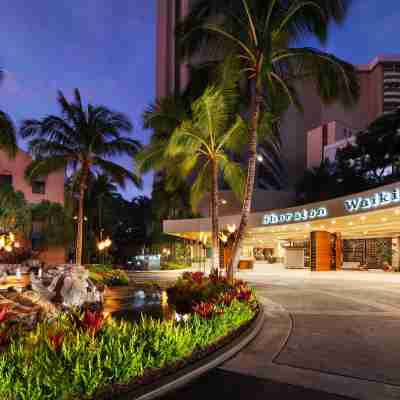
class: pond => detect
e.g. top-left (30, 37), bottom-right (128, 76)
top-left (0, 273), bottom-right (172, 323)
top-left (104, 285), bottom-right (172, 322)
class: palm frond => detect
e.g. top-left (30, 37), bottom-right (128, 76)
top-left (136, 139), bottom-right (170, 174)
top-left (94, 157), bottom-right (142, 189)
top-left (0, 110), bottom-right (17, 157)
top-left (167, 121), bottom-right (205, 157)
top-left (273, 47), bottom-right (360, 106)
top-left (25, 156), bottom-right (68, 182)
top-left (219, 158), bottom-right (246, 201)
top-left (98, 138), bottom-right (142, 158)
top-left (190, 162), bottom-right (211, 211)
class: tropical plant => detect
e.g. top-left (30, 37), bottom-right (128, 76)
top-left (337, 108), bottom-right (400, 185)
top-left (166, 86), bottom-right (246, 271)
top-left (140, 95), bottom-right (194, 222)
top-left (180, 0), bottom-right (360, 281)
top-left (31, 201), bottom-right (74, 248)
top-left (20, 89), bottom-right (143, 265)
top-left (0, 70), bottom-right (17, 157)
top-left (0, 184), bottom-right (31, 236)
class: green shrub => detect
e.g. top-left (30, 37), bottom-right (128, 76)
top-left (87, 265), bottom-right (129, 287)
top-left (161, 261), bottom-right (191, 270)
top-left (0, 301), bottom-right (256, 400)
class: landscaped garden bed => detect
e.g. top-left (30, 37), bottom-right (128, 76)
top-left (87, 264), bottom-right (130, 287)
top-left (0, 271), bottom-right (259, 400)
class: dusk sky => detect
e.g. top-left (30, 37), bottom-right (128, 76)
top-left (0, 0), bottom-right (400, 199)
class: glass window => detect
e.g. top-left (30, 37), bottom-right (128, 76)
top-left (0, 175), bottom-right (12, 186)
top-left (32, 180), bottom-right (46, 194)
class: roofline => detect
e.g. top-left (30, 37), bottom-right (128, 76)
top-left (357, 55), bottom-right (400, 72)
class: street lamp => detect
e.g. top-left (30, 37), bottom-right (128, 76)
top-left (98, 237), bottom-right (112, 263)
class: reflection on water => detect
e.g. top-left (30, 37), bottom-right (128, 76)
top-left (0, 275), bottom-right (30, 291)
top-left (104, 287), bottom-right (172, 322)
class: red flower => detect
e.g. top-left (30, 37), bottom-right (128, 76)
top-left (82, 310), bottom-right (105, 336)
top-left (0, 306), bottom-right (10, 324)
top-left (192, 302), bottom-right (216, 319)
top-left (220, 291), bottom-right (235, 306)
top-left (235, 285), bottom-right (252, 302)
top-left (48, 331), bottom-right (65, 352)
top-left (183, 271), bottom-right (204, 285)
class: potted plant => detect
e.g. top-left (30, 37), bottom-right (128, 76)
top-left (376, 240), bottom-right (397, 272)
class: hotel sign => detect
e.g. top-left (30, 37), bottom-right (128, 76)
top-left (263, 207), bottom-right (328, 225)
top-left (344, 188), bottom-right (400, 212)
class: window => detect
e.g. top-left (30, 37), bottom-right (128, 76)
top-left (32, 180), bottom-right (46, 194)
top-left (0, 174), bottom-right (12, 186)
top-left (31, 232), bottom-right (43, 251)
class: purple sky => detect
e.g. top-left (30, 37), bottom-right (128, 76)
top-left (1, 0), bottom-right (400, 199)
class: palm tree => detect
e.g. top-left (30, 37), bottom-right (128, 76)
top-left (20, 89), bottom-right (142, 265)
top-left (166, 86), bottom-right (246, 270)
top-left (180, 0), bottom-right (360, 280)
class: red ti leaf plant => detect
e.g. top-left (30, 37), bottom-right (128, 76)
top-left (82, 310), bottom-right (105, 337)
top-left (0, 305), bottom-right (10, 324)
top-left (0, 305), bottom-right (11, 347)
top-left (48, 330), bottom-right (65, 352)
top-left (183, 271), bottom-right (204, 285)
top-left (192, 302), bottom-right (224, 319)
top-left (220, 291), bottom-right (236, 306)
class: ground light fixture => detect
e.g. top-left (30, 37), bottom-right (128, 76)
top-left (227, 224), bottom-right (236, 234)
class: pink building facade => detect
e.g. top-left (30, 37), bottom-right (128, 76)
top-left (0, 148), bottom-right (66, 264)
top-left (156, 0), bottom-right (190, 99)
top-left (306, 56), bottom-right (400, 169)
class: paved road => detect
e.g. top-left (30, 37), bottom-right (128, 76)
top-left (131, 268), bottom-right (400, 399)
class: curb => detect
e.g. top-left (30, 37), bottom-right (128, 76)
top-left (124, 306), bottom-right (265, 400)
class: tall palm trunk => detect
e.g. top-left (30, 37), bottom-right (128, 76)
top-left (210, 158), bottom-right (220, 272)
top-left (228, 75), bottom-right (262, 282)
top-left (75, 166), bottom-right (89, 265)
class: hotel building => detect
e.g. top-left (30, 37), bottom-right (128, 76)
top-left (0, 148), bottom-right (66, 264)
top-left (156, 1), bottom-right (400, 271)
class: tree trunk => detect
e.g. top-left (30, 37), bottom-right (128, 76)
top-left (210, 158), bottom-right (220, 272)
top-left (75, 167), bottom-right (88, 265)
top-left (228, 76), bottom-right (262, 282)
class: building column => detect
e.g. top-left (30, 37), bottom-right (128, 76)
top-left (310, 231), bottom-right (333, 271)
top-left (392, 237), bottom-right (400, 270)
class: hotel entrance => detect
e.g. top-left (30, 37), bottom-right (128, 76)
top-left (164, 182), bottom-right (400, 273)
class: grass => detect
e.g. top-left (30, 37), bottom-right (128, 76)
top-left (0, 300), bottom-right (256, 400)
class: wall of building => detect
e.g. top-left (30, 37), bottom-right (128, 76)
top-left (156, 0), bottom-right (190, 99)
top-left (0, 149), bottom-right (64, 205)
top-left (0, 148), bottom-right (66, 264)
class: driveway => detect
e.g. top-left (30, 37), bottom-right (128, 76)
top-left (133, 267), bottom-right (400, 399)
top-left (224, 267), bottom-right (400, 399)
